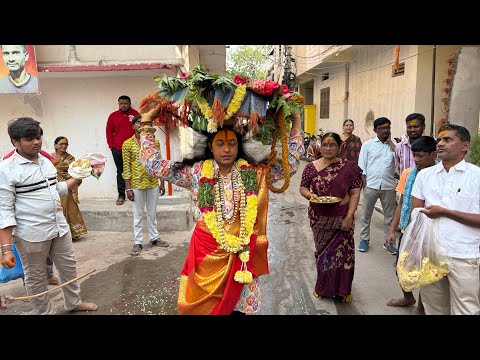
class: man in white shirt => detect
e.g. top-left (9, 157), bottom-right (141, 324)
top-left (357, 117), bottom-right (397, 253)
top-left (0, 117), bottom-right (97, 314)
top-left (411, 124), bottom-right (480, 315)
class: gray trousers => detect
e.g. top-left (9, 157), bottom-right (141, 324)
top-left (132, 186), bottom-right (159, 245)
top-left (13, 232), bottom-right (81, 315)
top-left (360, 187), bottom-right (397, 243)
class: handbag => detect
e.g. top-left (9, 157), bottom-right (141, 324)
top-left (0, 243), bottom-right (25, 283)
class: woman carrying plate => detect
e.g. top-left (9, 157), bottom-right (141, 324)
top-left (51, 136), bottom-right (87, 240)
top-left (299, 132), bottom-right (362, 302)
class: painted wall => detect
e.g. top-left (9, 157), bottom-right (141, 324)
top-left (415, 45), bottom-right (465, 136)
top-left (0, 45), bottom-right (227, 198)
top-left (293, 44), bottom-right (479, 142)
top-left (313, 63), bottom-right (348, 135)
top-left (449, 47), bottom-right (480, 137)
top-left (347, 45), bottom-right (419, 141)
top-left (0, 74), bottom-right (180, 198)
top-left (35, 45), bottom-right (181, 65)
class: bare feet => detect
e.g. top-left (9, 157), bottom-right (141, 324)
top-left (414, 306), bottom-right (425, 315)
top-left (386, 297), bottom-right (416, 307)
top-left (71, 302), bottom-right (98, 312)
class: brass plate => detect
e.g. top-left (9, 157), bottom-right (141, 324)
top-left (310, 196), bottom-right (342, 204)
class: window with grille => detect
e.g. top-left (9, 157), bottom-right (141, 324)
top-left (320, 87), bottom-right (330, 119)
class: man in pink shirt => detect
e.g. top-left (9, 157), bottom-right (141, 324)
top-left (106, 95), bottom-right (138, 205)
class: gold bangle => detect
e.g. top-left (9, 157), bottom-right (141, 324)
top-left (1, 250), bottom-right (13, 255)
top-left (347, 211), bottom-right (355, 216)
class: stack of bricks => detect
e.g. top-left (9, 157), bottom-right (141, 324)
top-left (439, 50), bottom-right (460, 131)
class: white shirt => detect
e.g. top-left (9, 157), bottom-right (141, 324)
top-left (0, 151), bottom-right (69, 242)
top-left (358, 137), bottom-right (396, 190)
top-left (412, 160), bottom-right (480, 258)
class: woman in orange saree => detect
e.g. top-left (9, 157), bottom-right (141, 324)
top-left (51, 137), bottom-right (87, 239)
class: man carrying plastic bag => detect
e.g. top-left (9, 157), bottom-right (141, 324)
top-left (410, 124), bottom-right (480, 315)
top-left (396, 208), bottom-right (450, 293)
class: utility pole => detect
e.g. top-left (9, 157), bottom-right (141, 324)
top-left (283, 45), bottom-right (295, 90)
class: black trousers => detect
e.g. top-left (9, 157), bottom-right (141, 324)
top-left (111, 148), bottom-right (125, 198)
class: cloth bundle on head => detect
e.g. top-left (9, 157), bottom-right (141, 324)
top-left (242, 136), bottom-right (281, 164)
top-left (211, 85), bottom-right (236, 126)
top-left (179, 126), bottom-right (208, 161)
top-left (248, 80), bottom-right (280, 96)
top-left (236, 89), bottom-right (267, 134)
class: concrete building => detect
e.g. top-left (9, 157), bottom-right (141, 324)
top-left (273, 45), bottom-right (480, 142)
top-left (0, 45), bottom-right (226, 197)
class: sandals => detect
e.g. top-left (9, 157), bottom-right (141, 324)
top-left (116, 197), bottom-right (125, 205)
top-left (130, 244), bottom-right (143, 256)
top-left (313, 292), bottom-right (353, 303)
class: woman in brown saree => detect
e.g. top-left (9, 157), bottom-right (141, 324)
top-left (300, 132), bottom-right (362, 302)
top-left (338, 119), bottom-right (362, 163)
top-left (51, 136), bottom-right (87, 240)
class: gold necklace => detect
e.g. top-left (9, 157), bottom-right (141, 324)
top-left (216, 166), bottom-right (239, 225)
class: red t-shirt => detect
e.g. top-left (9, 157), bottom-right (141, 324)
top-left (106, 108), bottom-right (138, 151)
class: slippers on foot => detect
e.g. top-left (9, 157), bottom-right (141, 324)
top-left (130, 244), bottom-right (143, 256)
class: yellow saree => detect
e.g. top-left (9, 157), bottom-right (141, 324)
top-left (53, 152), bottom-right (88, 239)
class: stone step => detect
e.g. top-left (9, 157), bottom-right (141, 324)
top-left (78, 192), bottom-right (193, 232)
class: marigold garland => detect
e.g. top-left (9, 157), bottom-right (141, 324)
top-left (199, 158), bottom-right (258, 284)
top-left (197, 84), bottom-right (247, 133)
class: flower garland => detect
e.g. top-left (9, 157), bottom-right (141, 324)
top-left (196, 84), bottom-right (247, 133)
top-left (198, 158), bottom-right (258, 283)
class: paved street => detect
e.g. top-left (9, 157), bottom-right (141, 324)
top-left (1, 160), bottom-right (418, 315)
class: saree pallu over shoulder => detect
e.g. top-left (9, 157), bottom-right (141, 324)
top-left (54, 152), bottom-right (87, 237)
top-left (177, 164), bottom-right (270, 315)
top-left (54, 153), bottom-right (75, 182)
top-left (251, 164), bottom-right (269, 276)
top-left (339, 135), bottom-right (362, 163)
top-left (306, 159), bottom-right (362, 219)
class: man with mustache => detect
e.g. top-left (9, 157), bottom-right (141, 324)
top-left (411, 124), bottom-right (480, 315)
top-left (357, 117), bottom-right (397, 253)
top-left (395, 113), bottom-right (426, 177)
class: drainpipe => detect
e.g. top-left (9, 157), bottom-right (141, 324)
top-left (343, 63), bottom-right (350, 120)
top-left (430, 45), bottom-right (437, 136)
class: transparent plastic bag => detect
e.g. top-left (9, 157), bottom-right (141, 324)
top-left (396, 208), bottom-right (450, 292)
top-left (68, 153), bottom-right (106, 180)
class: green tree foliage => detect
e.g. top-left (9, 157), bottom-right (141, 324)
top-left (469, 133), bottom-right (480, 166)
top-left (226, 45), bottom-right (272, 81)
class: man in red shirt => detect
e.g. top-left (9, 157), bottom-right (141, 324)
top-left (106, 95), bottom-right (138, 205)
